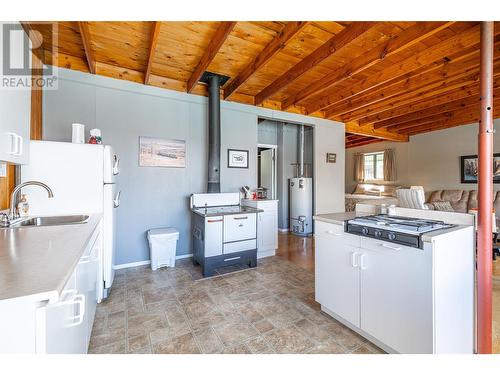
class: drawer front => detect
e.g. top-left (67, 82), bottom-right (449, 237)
top-left (314, 220), bottom-right (360, 247)
top-left (360, 237), bottom-right (417, 253)
top-left (224, 213), bottom-right (257, 243)
top-left (224, 239), bottom-right (257, 254)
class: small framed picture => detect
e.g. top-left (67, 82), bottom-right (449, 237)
top-left (326, 153), bottom-right (337, 163)
top-left (228, 149), bottom-right (249, 169)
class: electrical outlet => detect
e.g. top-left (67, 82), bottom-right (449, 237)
top-left (0, 162), bottom-right (7, 177)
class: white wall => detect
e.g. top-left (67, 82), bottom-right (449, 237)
top-left (42, 68), bottom-right (345, 266)
top-left (345, 120), bottom-right (500, 193)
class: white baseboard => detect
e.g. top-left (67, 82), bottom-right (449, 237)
top-left (257, 250), bottom-right (276, 259)
top-left (113, 260), bottom-right (150, 270)
top-left (113, 253), bottom-right (193, 270)
top-left (278, 228), bottom-right (289, 233)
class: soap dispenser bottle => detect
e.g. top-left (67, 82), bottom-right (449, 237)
top-left (17, 194), bottom-right (30, 217)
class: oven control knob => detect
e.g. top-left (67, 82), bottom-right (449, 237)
top-left (374, 230), bottom-right (382, 238)
top-left (361, 227), bottom-right (369, 235)
top-left (388, 232), bottom-right (397, 241)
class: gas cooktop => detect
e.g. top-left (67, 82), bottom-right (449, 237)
top-left (345, 214), bottom-right (455, 249)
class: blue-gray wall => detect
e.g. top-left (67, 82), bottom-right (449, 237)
top-left (42, 68), bottom-right (345, 266)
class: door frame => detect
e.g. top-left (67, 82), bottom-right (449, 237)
top-left (258, 144), bottom-right (277, 199)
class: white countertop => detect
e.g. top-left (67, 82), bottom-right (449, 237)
top-left (314, 212), bottom-right (472, 243)
top-left (0, 214), bottom-right (102, 301)
top-left (313, 212), bottom-right (371, 225)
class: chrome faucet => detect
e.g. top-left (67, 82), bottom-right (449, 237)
top-left (9, 181), bottom-right (54, 222)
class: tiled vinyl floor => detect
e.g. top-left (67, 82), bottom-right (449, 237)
top-left (89, 255), bottom-right (383, 354)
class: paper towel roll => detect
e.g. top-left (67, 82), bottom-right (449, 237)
top-left (72, 123), bottom-right (85, 144)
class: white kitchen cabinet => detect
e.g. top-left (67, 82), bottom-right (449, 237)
top-left (315, 235), bottom-right (360, 326)
top-left (359, 239), bottom-right (433, 353)
top-left (36, 270), bottom-right (87, 354)
top-left (314, 219), bottom-right (474, 354)
top-left (0, 222), bottom-right (102, 354)
top-left (0, 22), bottom-right (31, 164)
top-left (242, 199), bottom-right (278, 258)
top-left (36, 226), bottom-right (101, 353)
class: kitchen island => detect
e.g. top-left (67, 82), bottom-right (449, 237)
top-left (314, 211), bottom-right (475, 354)
top-left (0, 214), bottom-right (102, 353)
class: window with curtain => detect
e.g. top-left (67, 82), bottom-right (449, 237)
top-left (364, 152), bottom-right (384, 181)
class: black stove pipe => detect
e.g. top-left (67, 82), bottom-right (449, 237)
top-left (207, 74), bottom-right (221, 193)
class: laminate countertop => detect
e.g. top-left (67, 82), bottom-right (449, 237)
top-left (314, 212), bottom-right (472, 243)
top-left (0, 214), bottom-right (102, 301)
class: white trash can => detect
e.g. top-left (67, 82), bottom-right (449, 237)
top-left (147, 228), bottom-right (179, 270)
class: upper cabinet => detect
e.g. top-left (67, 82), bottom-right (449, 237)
top-left (0, 21), bottom-right (31, 164)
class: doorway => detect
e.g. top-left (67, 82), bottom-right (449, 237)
top-left (257, 144), bottom-right (277, 199)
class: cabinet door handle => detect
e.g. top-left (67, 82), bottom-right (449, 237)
top-left (326, 230), bottom-right (342, 236)
top-left (15, 135), bottom-right (23, 156)
top-left (378, 243), bottom-right (401, 251)
top-left (67, 294), bottom-right (86, 327)
top-left (234, 216), bottom-right (248, 220)
top-left (224, 256), bottom-right (241, 262)
top-left (207, 219), bottom-right (223, 223)
top-left (7, 133), bottom-right (18, 155)
top-left (360, 254), bottom-right (367, 270)
top-left (350, 252), bottom-right (359, 268)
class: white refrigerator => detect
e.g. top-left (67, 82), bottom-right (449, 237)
top-left (21, 141), bottom-right (120, 300)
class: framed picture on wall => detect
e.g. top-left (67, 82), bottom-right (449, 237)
top-left (139, 136), bottom-right (186, 168)
top-left (460, 153), bottom-right (500, 183)
top-left (227, 149), bottom-right (249, 169)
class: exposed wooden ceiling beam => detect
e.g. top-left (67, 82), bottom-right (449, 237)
top-left (305, 24), bottom-right (482, 115)
top-left (254, 21), bottom-right (376, 106)
top-left (78, 21), bottom-right (96, 74)
top-left (358, 84), bottom-right (481, 126)
top-left (373, 93), bottom-right (484, 129)
top-left (144, 21), bottom-right (162, 85)
top-left (281, 21), bottom-right (454, 110)
top-left (338, 62), bottom-right (500, 123)
top-left (346, 138), bottom-right (385, 148)
top-left (345, 121), bottom-right (408, 142)
top-left (223, 21), bottom-right (309, 100)
top-left (336, 71), bottom-right (482, 122)
top-left (326, 51), bottom-right (494, 119)
top-left (186, 21), bottom-right (237, 93)
top-left (20, 22), bottom-right (45, 62)
top-left (390, 98), bottom-right (500, 134)
top-left (406, 108), bottom-right (500, 136)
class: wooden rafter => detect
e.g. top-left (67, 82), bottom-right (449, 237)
top-left (326, 51), bottom-right (497, 120)
top-left (346, 138), bottom-right (384, 148)
top-left (345, 121), bottom-right (408, 142)
top-left (144, 21), bottom-right (161, 85)
top-left (391, 98), bottom-right (500, 134)
top-left (186, 21), bottom-right (237, 93)
top-left (223, 21), bottom-right (309, 100)
top-left (358, 84), bottom-right (480, 126)
top-left (328, 38), bottom-right (500, 122)
top-left (78, 21), bottom-right (96, 74)
top-left (373, 94), bottom-right (484, 129)
top-left (281, 21), bottom-right (454, 110)
top-left (306, 24), bottom-right (481, 115)
top-left (20, 22), bottom-right (44, 62)
top-left (337, 65), bottom-right (500, 123)
top-left (254, 22), bottom-right (376, 106)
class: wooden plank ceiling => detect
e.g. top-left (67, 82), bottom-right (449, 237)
top-left (22, 21), bottom-right (500, 148)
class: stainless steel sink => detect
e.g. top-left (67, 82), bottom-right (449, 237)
top-left (12, 215), bottom-right (90, 227)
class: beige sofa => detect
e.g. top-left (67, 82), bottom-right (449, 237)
top-left (426, 190), bottom-right (500, 213)
top-left (426, 190), bottom-right (500, 229)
